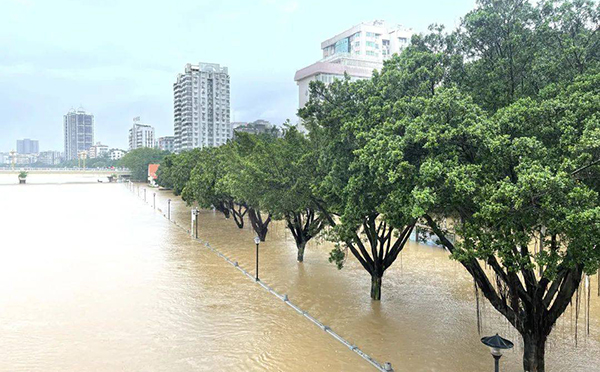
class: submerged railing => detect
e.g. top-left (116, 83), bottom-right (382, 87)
top-left (126, 181), bottom-right (396, 372)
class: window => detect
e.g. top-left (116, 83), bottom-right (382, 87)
top-left (366, 41), bottom-right (378, 49)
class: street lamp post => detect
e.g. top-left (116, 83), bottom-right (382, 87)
top-left (481, 333), bottom-right (514, 372)
top-left (195, 209), bottom-right (199, 238)
top-left (254, 236), bottom-right (260, 282)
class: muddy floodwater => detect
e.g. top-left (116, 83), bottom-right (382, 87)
top-left (1, 175), bottom-right (599, 371)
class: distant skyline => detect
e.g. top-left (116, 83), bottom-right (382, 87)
top-left (0, 0), bottom-right (476, 151)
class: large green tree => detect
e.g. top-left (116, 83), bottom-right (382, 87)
top-left (224, 133), bottom-right (274, 240)
top-left (300, 75), bottom-right (418, 301)
top-left (361, 0), bottom-right (599, 367)
top-left (157, 149), bottom-right (203, 195)
top-left (119, 147), bottom-right (168, 182)
top-left (233, 126), bottom-right (327, 260)
top-left (182, 147), bottom-right (232, 218)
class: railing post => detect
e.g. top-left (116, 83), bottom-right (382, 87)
top-left (168, 199), bottom-right (171, 221)
top-left (153, 193), bottom-right (156, 210)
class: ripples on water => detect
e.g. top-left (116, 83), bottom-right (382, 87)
top-left (0, 175), bottom-right (598, 371)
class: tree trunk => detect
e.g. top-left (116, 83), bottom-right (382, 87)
top-left (232, 213), bottom-right (244, 228)
top-left (297, 241), bottom-right (306, 262)
top-left (248, 208), bottom-right (270, 241)
top-left (371, 274), bottom-right (382, 301)
top-left (523, 333), bottom-right (546, 372)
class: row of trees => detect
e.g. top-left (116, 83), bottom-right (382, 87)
top-left (157, 1), bottom-right (598, 370)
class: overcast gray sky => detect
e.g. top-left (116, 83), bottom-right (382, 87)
top-left (0, 0), bottom-right (475, 151)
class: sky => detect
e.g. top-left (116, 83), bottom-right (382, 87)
top-left (0, 0), bottom-right (476, 151)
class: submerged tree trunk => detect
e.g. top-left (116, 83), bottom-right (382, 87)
top-left (228, 201), bottom-right (247, 229)
top-left (285, 209), bottom-right (326, 263)
top-left (297, 241), bottom-right (307, 262)
top-left (248, 208), bottom-right (271, 241)
top-left (423, 214), bottom-right (585, 372)
top-left (523, 333), bottom-right (546, 372)
top-left (216, 201), bottom-right (230, 218)
top-left (371, 274), bottom-right (382, 301)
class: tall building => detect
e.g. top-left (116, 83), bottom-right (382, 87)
top-left (16, 139), bottom-right (39, 154)
top-left (157, 136), bottom-right (175, 152)
top-left (173, 62), bottom-right (231, 153)
top-left (294, 20), bottom-right (413, 108)
top-left (128, 119), bottom-right (155, 150)
top-left (64, 108), bottom-right (94, 160)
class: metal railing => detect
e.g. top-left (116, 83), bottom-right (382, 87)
top-left (127, 181), bottom-right (396, 372)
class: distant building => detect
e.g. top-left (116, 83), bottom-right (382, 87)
top-left (0, 152), bottom-right (11, 165)
top-left (295, 20), bottom-right (413, 108)
top-left (129, 119), bottom-right (155, 150)
top-left (17, 139), bottom-right (39, 154)
top-left (109, 148), bottom-right (126, 161)
top-left (38, 151), bottom-right (63, 165)
top-left (64, 108), bottom-right (94, 160)
top-left (173, 62), bottom-right (231, 152)
top-left (157, 136), bottom-right (175, 152)
top-left (14, 153), bottom-right (38, 165)
top-left (88, 142), bottom-right (109, 159)
top-left (233, 120), bottom-right (281, 138)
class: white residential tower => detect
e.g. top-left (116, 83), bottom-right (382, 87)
top-left (173, 63), bottom-right (231, 153)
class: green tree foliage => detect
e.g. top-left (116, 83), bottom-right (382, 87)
top-left (181, 146), bottom-right (233, 218)
top-left (300, 74), bottom-right (418, 301)
top-left (345, 0), bottom-right (598, 369)
top-left (157, 149), bottom-right (203, 195)
top-left (454, 0), bottom-right (599, 112)
top-left (299, 0), bottom-right (598, 368)
top-left (232, 126), bottom-right (327, 259)
top-left (118, 147), bottom-right (168, 182)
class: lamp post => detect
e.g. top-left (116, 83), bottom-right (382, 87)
top-left (254, 236), bottom-right (260, 282)
top-left (167, 199), bottom-right (171, 221)
top-left (153, 193), bottom-right (156, 210)
top-left (195, 209), bottom-right (199, 238)
top-left (481, 333), bottom-right (514, 372)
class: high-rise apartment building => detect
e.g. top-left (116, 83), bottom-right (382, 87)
top-left (173, 63), bottom-right (231, 153)
top-left (294, 20), bottom-right (413, 107)
top-left (128, 120), bottom-right (155, 150)
top-left (157, 136), bottom-right (175, 152)
top-left (64, 108), bottom-right (94, 160)
top-left (17, 138), bottom-right (39, 154)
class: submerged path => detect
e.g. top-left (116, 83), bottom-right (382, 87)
top-left (126, 181), bottom-right (395, 372)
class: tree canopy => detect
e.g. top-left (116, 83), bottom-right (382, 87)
top-left (119, 147), bottom-right (168, 181)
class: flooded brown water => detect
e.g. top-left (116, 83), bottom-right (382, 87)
top-left (1, 176), bottom-right (599, 371)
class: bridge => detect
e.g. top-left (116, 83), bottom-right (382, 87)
top-left (0, 168), bottom-right (131, 175)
